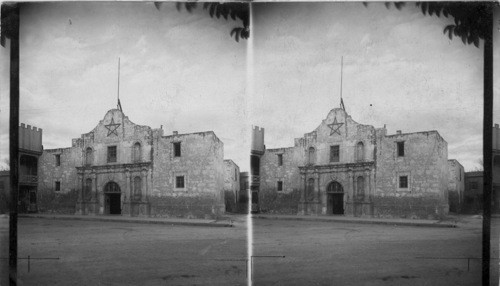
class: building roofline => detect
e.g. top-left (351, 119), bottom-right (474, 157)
top-left (465, 171), bottom-right (484, 176)
top-left (224, 159), bottom-right (239, 168)
top-left (162, 130), bottom-right (218, 138)
top-left (448, 159), bottom-right (464, 168)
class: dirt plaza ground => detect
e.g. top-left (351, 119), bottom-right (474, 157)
top-left (16, 217), bottom-right (248, 285)
top-left (252, 216), bottom-right (499, 286)
top-left (11, 215), bottom-right (500, 285)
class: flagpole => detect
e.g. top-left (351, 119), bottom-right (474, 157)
top-left (340, 56), bottom-right (343, 106)
top-left (117, 57), bottom-right (120, 108)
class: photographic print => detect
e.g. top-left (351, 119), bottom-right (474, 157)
top-left (1, 1), bottom-right (499, 286)
top-left (249, 2), bottom-right (498, 285)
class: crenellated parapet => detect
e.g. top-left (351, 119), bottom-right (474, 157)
top-left (19, 123), bottom-right (43, 153)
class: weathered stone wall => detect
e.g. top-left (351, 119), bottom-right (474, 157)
top-left (293, 109), bottom-right (377, 165)
top-left (38, 147), bottom-right (81, 194)
top-left (151, 131), bottom-right (225, 217)
top-left (259, 188), bottom-right (301, 214)
top-left (447, 159), bottom-right (464, 213)
top-left (259, 109), bottom-right (378, 215)
top-left (37, 187), bottom-right (78, 214)
top-left (224, 159), bottom-right (240, 212)
top-left (37, 109), bottom-right (233, 218)
top-left (259, 108), bottom-right (455, 219)
top-left (260, 147), bottom-right (302, 194)
top-left (375, 131), bottom-right (449, 218)
top-left (75, 109), bottom-right (153, 166)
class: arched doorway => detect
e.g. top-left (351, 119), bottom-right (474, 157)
top-left (104, 181), bottom-right (121, 215)
top-left (326, 181), bottom-right (344, 215)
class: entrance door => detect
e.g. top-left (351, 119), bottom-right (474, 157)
top-left (327, 181), bottom-right (344, 215)
top-left (107, 193), bottom-right (121, 214)
top-left (328, 193), bottom-right (344, 215)
top-left (104, 181), bottom-right (121, 215)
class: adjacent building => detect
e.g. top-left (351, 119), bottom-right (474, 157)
top-left (38, 108), bottom-right (238, 218)
top-left (255, 107), bottom-right (462, 219)
top-left (493, 124), bottom-right (500, 213)
top-left (463, 171), bottom-right (483, 214)
top-left (224, 159), bottom-right (240, 213)
top-left (0, 171), bottom-right (9, 214)
top-left (448, 159), bottom-right (465, 213)
top-left (19, 123), bottom-right (43, 213)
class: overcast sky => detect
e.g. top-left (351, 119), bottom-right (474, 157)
top-left (0, 2), bottom-right (499, 172)
top-left (0, 2), bottom-right (249, 170)
top-left (252, 2), bottom-right (500, 171)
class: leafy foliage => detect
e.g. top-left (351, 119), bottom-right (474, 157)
top-left (367, 2), bottom-right (497, 48)
top-left (416, 2), bottom-right (495, 48)
top-left (156, 2), bottom-right (250, 42)
top-left (0, 3), bottom-right (19, 47)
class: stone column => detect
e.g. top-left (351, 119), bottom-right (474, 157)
top-left (300, 174), bottom-right (306, 203)
top-left (350, 172), bottom-right (356, 201)
top-left (313, 172), bottom-right (319, 202)
top-left (125, 169), bottom-right (131, 202)
top-left (141, 169), bottom-right (148, 203)
top-left (77, 173), bottom-right (83, 202)
top-left (364, 170), bottom-right (370, 203)
top-left (91, 172), bottom-right (97, 202)
top-left (370, 169), bottom-right (375, 200)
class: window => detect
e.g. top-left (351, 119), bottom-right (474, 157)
top-left (176, 176), bottom-right (185, 188)
top-left (397, 142), bottom-right (405, 157)
top-left (173, 142), bottom-right (181, 157)
top-left (399, 176), bottom-right (408, 189)
top-left (85, 148), bottom-right (93, 166)
top-left (133, 143), bottom-right (141, 162)
top-left (308, 147), bottom-right (316, 165)
top-left (107, 146), bottom-right (117, 163)
top-left (470, 182), bottom-right (478, 190)
top-left (278, 154), bottom-right (283, 166)
top-left (55, 181), bottom-right (61, 191)
top-left (356, 142), bottom-right (364, 162)
top-left (277, 181), bottom-right (283, 191)
top-left (330, 145), bottom-right (340, 162)
top-left (55, 154), bottom-right (61, 166)
top-left (134, 176), bottom-right (142, 199)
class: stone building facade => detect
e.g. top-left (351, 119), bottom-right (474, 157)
top-left (223, 159), bottom-right (240, 212)
top-left (464, 171), bottom-right (483, 214)
top-left (493, 124), bottom-right (500, 213)
top-left (447, 159), bottom-right (464, 213)
top-left (19, 123), bottom-right (43, 213)
top-left (38, 109), bottom-right (237, 218)
top-left (257, 108), bottom-right (458, 219)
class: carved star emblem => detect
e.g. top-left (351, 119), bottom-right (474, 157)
top-left (328, 117), bottom-right (344, 136)
top-left (105, 118), bottom-right (120, 136)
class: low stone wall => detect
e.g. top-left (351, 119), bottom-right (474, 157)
top-left (149, 195), bottom-right (225, 219)
top-left (372, 195), bottom-right (448, 220)
top-left (37, 189), bottom-right (78, 214)
top-left (259, 188), bottom-right (301, 215)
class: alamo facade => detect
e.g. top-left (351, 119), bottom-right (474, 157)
top-left (252, 107), bottom-right (464, 219)
top-left (37, 109), bottom-right (240, 218)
